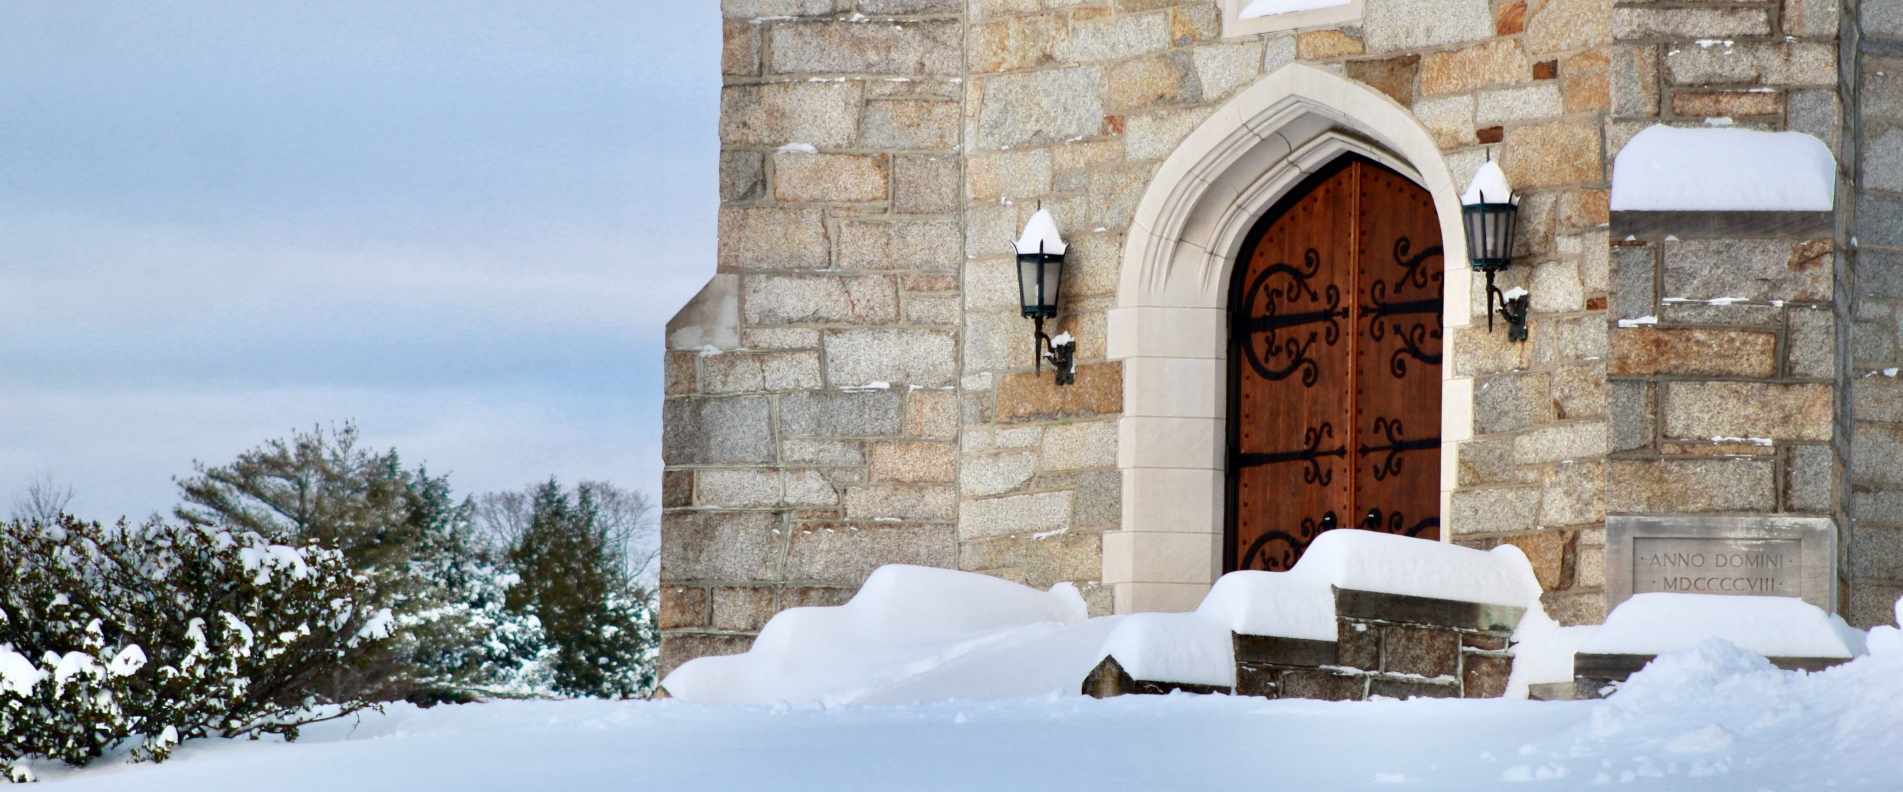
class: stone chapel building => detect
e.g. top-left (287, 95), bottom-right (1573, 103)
top-left (659, 0), bottom-right (1903, 677)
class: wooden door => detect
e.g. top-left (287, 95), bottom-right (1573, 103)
top-left (1227, 156), bottom-right (1444, 572)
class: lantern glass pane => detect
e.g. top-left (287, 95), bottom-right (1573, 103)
top-left (1041, 256), bottom-right (1064, 311)
top-left (1018, 255), bottom-right (1041, 315)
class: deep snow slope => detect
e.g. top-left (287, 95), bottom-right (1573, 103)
top-left (24, 640), bottom-right (1903, 791)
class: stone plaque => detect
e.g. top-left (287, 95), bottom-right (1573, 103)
top-left (1606, 516), bottom-right (1836, 612)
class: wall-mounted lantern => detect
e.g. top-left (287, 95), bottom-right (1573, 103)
top-left (1015, 209), bottom-right (1076, 384)
top-left (1460, 159), bottom-right (1529, 342)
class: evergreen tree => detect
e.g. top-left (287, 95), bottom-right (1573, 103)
top-left (496, 480), bottom-right (656, 698)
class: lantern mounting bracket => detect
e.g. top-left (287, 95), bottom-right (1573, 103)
top-left (1482, 270), bottom-right (1531, 343)
top-left (1033, 316), bottom-right (1076, 385)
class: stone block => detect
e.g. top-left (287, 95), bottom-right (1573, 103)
top-left (696, 468), bottom-right (783, 508)
top-left (1664, 40), bottom-right (1836, 88)
top-left (659, 585), bottom-right (709, 630)
top-left (1787, 0), bottom-right (1840, 37)
top-left (1072, 11), bottom-right (1168, 62)
top-left (843, 485), bottom-right (957, 521)
top-left (1362, 0), bottom-right (1492, 54)
top-left (1539, 588), bottom-right (1605, 627)
top-left (745, 327), bottom-right (822, 350)
top-left (1610, 44), bottom-right (1659, 118)
top-left (1609, 380), bottom-right (1654, 452)
top-left (904, 294), bottom-right (959, 326)
top-left (966, 149), bottom-right (1052, 202)
top-left (869, 440), bottom-right (956, 483)
top-left (996, 361), bottom-right (1124, 422)
top-left (720, 80), bottom-right (862, 147)
top-left (1857, 377), bottom-right (1903, 425)
top-left (964, 310), bottom-right (1035, 372)
top-left (1337, 621), bottom-right (1381, 671)
top-left (719, 207), bottom-right (830, 270)
top-left (1789, 89), bottom-right (1840, 155)
top-left (1577, 542), bottom-right (1605, 588)
top-left (661, 510), bottom-right (783, 582)
top-left (1170, 4), bottom-right (1220, 45)
top-left (857, 0), bottom-right (960, 12)
top-left (769, 20), bottom-right (960, 76)
top-left (1296, 29), bottom-right (1363, 61)
top-left (1502, 119), bottom-right (1602, 189)
top-left (968, 14), bottom-right (1067, 74)
top-left (664, 469), bottom-right (694, 509)
top-left (1562, 49), bottom-right (1610, 113)
top-left (666, 351), bottom-right (696, 397)
top-left (1414, 94), bottom-right (1477, 148)
top-left (1457, 436), bottom-right (1538, 486)
top-left (1104, 52), bottom-right (1201, 112)
top-left (1474, 372), bottom-right (1555, 435)
top-left (720, 150), bottom-right (765, 204)
top-left (1514, 421), bottom-right (1608, 465)
top-left (1125, 105), bottom-right (1219, 162)
top-left (958, 531), bottom-right (1104, 588)
top-left (1865, 56), bottom-right (1903, 119)
top-left (1541, 462), bottom-right (1605, 527)
top-left (836, 220), bottom-right (961, 272)
top-left (1450, 486), bottom-right (1540, 536)
top-left (1479, 82), bottom-right (1563, 125)
top-left (960, 490), bottom-right (1072, 539)
top-left (1279, 669), bottom-right (1366, 701)
top-left (1528, 258), bottom-right (1582, 313)
top-left (710, 585), bottom-right (779, 631)
top-left (664, 396), bottom-right (775, 465)
top-left (1609, 327), bottom-right (1777, 378)
top-left (780, 390), bottom-right (905, 437)
top-left (962, 451), bottom-right (1036, 497)
top-left (1662, 382), bottom-right (1833, 441)
top-left (721, 0), bottom-right (849, 18)
top-left (1558, 190), bottom-right (1609, 233)
top-left (1192, 40), bottom-right (1264, 100)
top-left (1500, 530), bottom-right (1575, 590)
top-left (905, 390), bottom-right (959, 439)
top-left (1787, 308), bottom-right (1837, 379)
top-left (781, 585), bottom-right (854, 609)
top-left (1866, 125), bottom-right (1903, 195)
top-left (976, 67), bottom-right (1105, 150)
top-left (1420, 39), bottom-right (1527, 95)
top-left (1852, 524), bottom-right (1903, 581)
top-left (698, 350), bottom-right (824, 394)
top-left (784, 522), bottom-right (957, 584)
top-left (1856, 426), bottom-right (1903, 488)
top-left (1453, 323), bottom-right (1531, 376)
top-left (1610, 7), bottom-right (1770, 39)
top-left (1073, 470), bottom-right (1122, 527)
top-left (1552, 362), bottom-right (1607, 421)
top-left (1787, 444), bottom-right (1835, 513)
top-left (723, 18), bottom-right (760, 77)
top-left (781, 438), bottom-right (865, 466)
top-left (1086, 164), bottom-right (1153, 229)
top-left (826, 329), bottom-right (957, 387)
top-left (1344, 54), bottom-right (1420, 108)
top-left (1524, 0), bottom-right (1609, 54)
top-left (1605, 458), bottom-right (1776, 513)
top-left (773, 152), bottom-right (887, 203)
top-left (1369, 675), bottom-right (1460, 700)
top-left (1382, 625), bottom-right (1460, 678)
top-left (745, 274), bottom-right (898, 326)
top-left (1533, 313), bottom-right (1609, 366)
top-left (1847, 580), bottom-right (1903, 629)
top-left (1672, 90), bottom-right (1782, 119)
top-left (1462, 653), bottom-right (1513, 698)
top-left (859, 100), bottom-right (960, 150)
top-left (1039, 420), bottom-right (1119, 471)
top-left (657, 634), bottom-right (752, 682)
top-left (1866, 0), bottom-right (1903, 38)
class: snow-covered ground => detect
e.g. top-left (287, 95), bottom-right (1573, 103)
top-left (22, 638), bottom-right (1903, 790)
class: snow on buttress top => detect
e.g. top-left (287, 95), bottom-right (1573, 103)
top-left (1240, 0), bottom-right (1349, 19)
top-left (1461, 160), bottom-right (1513, 205)
top-left (660, 565), bottom-right (1086, 705)
top-left (1576, 592), bottom-right (1865, 659)
top-left (1609, 125), bottom-right (1835, 211)
top-left (1013, 209), bottom-right (1066, 255)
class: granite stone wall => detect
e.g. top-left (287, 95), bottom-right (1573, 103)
top-left (1849, 0), bottom-right (1903, 627)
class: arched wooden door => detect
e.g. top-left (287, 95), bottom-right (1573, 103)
top-left (1226, 156), bottom-right (1444, 572)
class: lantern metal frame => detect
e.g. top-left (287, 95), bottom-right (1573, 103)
top-left (1017, 241), bottom-right (1076, 385)
top-left (1460, 194), bottom-right (1530, 343)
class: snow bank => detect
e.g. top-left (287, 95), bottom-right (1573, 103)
top-left (1577, 593), bottom-right (1864, 659)
top-left (1240, 0), bottom-right (1348, 19)
top-left (1503, 605), bottom-right (1598, 698)
top-left (1609, 125), bottom-right (1835, 211)
top-left (661, 565), bottom-right (1087, 705)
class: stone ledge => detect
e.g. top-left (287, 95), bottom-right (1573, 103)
top-left (1334, 587), bottom-right (1525, 633)
top-left (1610, 211), bottom-right (1833, 240)
top-left (1232, 633), bottom-right (1336, 667)
top-left (1575, 651), bottom-right (1851, 683)
top-left (1081, 656), bottom-right (1232, 698)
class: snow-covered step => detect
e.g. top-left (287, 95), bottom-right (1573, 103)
top-left (1557, 592), bottom-right (1866, 699)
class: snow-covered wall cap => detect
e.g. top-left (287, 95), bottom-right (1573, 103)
top-left (1097, 612), bottom-right (1236, 688)
top-left (1197, 570), bottom-right (1337, 641)
top-left (1461, 160), bottom-right (1513, 205)
top-left (1013, 209), bottom-right (1067, 255)
top-left (1577, 592), bottom-right (1866, 659)
top-left (1241, 0), bottom-right (1349, 19)
top-left (1610, 125), bottom-right (1836, 212)
top-left (1293, 530), bottom-right (1542, 609)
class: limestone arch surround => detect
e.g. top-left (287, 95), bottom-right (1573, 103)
top-left (1104, 62), bottom-right (1477, 614)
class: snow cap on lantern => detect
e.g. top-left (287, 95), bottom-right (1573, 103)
top-left (1013, 208), bottom-right (1067, 255)
top-left (1461, 160), bottom-right (1513, 205)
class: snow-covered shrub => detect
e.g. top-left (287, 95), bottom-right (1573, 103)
top-left (0, 516), bottom-right (393, 782)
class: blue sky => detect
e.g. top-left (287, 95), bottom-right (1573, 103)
top-left (0, 1), bottom-right (720, 519)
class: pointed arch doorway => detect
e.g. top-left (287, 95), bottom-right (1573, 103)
top-left (1226, 155), bottom-right (1445, 572)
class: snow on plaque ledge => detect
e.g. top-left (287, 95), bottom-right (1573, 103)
top-left (1609, 125), bottom-right (1836, 212)
top-left (1241, 0), bottom-right (1349, 19)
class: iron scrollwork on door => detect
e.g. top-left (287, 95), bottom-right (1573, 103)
top-left (1239, 511), bottom-right (1338, 572)
top-left (1356, 417), bottom-right (1441, 481)
top-left (1237, 249), bottom-right (1348, 387)
top-left (1361, 237), bottom-right (1445, 379)
top-left (1359, 507), bottom-right (1439, 538)
top-left (1237, 422), bottom-right (1347, 486)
